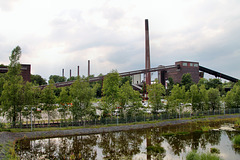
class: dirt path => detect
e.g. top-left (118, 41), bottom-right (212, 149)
top-left (0, 114), bottom-right (240, 159)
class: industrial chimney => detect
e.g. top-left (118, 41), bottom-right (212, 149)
top-left (145, 19), bottom-right (151, 85)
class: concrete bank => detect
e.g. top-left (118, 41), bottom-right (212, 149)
top-left (0, 114), bottom-right (240, 159)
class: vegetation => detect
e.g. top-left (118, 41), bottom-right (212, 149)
top-left (232, 134), bottom-right (240, 147)
top-left (0, 46), bottom-right (239, 131)
top-left (186, 150), bottom-right (222, 160)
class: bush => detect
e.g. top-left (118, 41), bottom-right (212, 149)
top-left (186, 151), bottom-right (222, 160)
top-left (186, 150), bottom-right (200, 160)
top-left (233, 134), bottom-right (240, 147)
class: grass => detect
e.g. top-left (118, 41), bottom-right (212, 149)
top-left (210, 148), bottom-right (220, 154)
top-left (4, 114), bottom-right (238, 133)
top-left (186, 150), bottom-right (222, 160)
top-left (232, 134), bottom-right (240, 148)
top-left (201, 126), bottom-right (212, 132)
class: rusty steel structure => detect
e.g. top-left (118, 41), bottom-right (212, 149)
top-left (145, 19), bottom-right (151, 86)
top-left (39, 65), bottom-right (177, 89)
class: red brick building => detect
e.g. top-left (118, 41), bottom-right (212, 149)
top-left (0, 64), bottom-right (31, 82)
top-left (158, 61), bottom-right (200, 85)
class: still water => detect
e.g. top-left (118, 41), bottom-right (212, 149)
top-left (16, 120), bottom-right (240, 160)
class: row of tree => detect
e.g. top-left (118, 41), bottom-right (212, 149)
top-left (0, 46), bottom-right (240, 128)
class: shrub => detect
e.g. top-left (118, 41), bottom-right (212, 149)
top-left (233, 134), bottom-right (240, 147)
top-left (186, 150), bottom-right (200, 160)
top-left (186, 151), bottom-right (222, 160)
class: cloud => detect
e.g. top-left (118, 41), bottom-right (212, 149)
top-left (1, 0), bottom-right (240, 80)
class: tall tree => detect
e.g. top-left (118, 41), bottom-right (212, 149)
top-left (58, 87), bottom-right (71, 122)
top-left (40, 79), bottom-right (56, 126)
top-left (225, 83), bottom-right (240, 108)
top-left (70, 77), bottom-right (95, 122)
top-left (167, 84), bottom-right (186, 113)
top-left (102, 70), bottom-right (120, 113)
top-left (207, 88), bottom-right (220, 112)
top-left (31, 74), bottom-right (47, 85)
top-left (49, 75), bottom-right (66, 83)
top-left (0, 46), bottom-right (24, 127)
top-left (181, 73), bottom-right (193, 91)
top-left (147, 80), bottom-right (165, 114)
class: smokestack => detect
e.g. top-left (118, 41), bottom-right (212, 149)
top-left (70, 69), bottom-right (72, 78)
top-left (88, 60), bottom-right (90, 77)
top-left (77, 66), bottom-right (79, 77)
top-left (62, 69), bottom-right (64, 77)
top-left (145, 19), bottom-right (151, 85)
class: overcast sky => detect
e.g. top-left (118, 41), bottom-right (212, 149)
top-left (0, 0), bottom-right (240, 81)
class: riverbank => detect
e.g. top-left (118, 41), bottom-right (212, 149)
top-left (0, 114), bottom-right (240, 159)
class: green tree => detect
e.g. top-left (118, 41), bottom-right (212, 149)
top-left (58, 87), bottom-right (71, 122)
top-left (0, 46), bottom-right (24, 127)
top-left (207, 88), bottom-right (220, 112)
top-left (166, 77), bottom-right (174, 96)
top-left (225, 83), bottom-right (240, 108)
top-left (31, 74), bottom-right (47, 85)
top-left (102, 70), bottom-right (120, 114)
top-left (40, 79), bottom-right (56, 126)
top-left (181, 73), bottom-right (193, 91)
top-left (49, 75), bottom-right (66, 83)
top-left (188, 84), bottom-right (201, 112)
top-left (118, 80), bottom-right (142, 117)
top-left (147, 80), bottom-right (165, 114)
top-left (70, 77), bottom-right (95, 122)
top-left (167, 84), bottom-right (186, 113)
top-left (199, 84), bottom-right (208, 111)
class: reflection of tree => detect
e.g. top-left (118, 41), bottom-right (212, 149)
top-left (162, 127), bottom-right (222, 156)
top-left (98, 130), bottom-right (144, 159)
top-left (225, 131), bottom-right (240, 154)
top-left (147, 128), bottom-right (166, 160)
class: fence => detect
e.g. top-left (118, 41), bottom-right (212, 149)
top-left (12, 108), bottom-right (240, 129)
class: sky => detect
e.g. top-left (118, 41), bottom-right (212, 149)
top-left (0, 0), bottom-right (240, 81)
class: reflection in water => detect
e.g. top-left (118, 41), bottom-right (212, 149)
top-left (16, 121), bottom-right (240, 160)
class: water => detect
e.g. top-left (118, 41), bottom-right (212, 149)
top-left (16, 121), bottom-right (240, 160)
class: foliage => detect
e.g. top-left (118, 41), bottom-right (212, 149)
top-left (70, 77), bottom-right (95, 121)
top-left (181, 73), bottom-right (193, 91)
top-left (167, 84), bottom-right (186, 113)
top-left (40, 79), bottom-right (56, 126)
top-left (0, 46), bottom-right (24, 127)
top-left (49, 75), bottom-right (66, 83)
top-left (207, 88), bottom-right (220, 111)
top-left (147, 80), bottom-right (165, 114)
top-left (210, 148), bottom-right (220, 154)
top-left (101, 70), bottom-right (120, 112)
top-left (225, 83), bottom-right (240, 108)
top-left (58, 87), bottom-right (71, 121)
top-left (30, 74), bottom-right (47, 85)
top-left (188, 84), bottom-right (208, 112)
top-left (146, 144), bottom-right (165, 154)
top-left (186, 150), bottom-right (222, 160)
top-left (166, 77), bottom-right (174, 96)
top-left (233, 134), bottom-right (240, 147)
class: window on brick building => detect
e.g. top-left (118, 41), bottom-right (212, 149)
top-left (194, 64), bottom-right (199, 67)
top-left (183, 63), bottom-right (188, 66)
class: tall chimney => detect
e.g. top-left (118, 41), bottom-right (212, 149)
top-left (145, 19), bottom-right (151, 85)
top-left (88, 60), bottom-right (90, 77)
top-left (70, 69), bottom-right (72, 78)
top-left (77, 66), bottom-right (79, 77)
top-left (62, 69), bottom-right (64, 77)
